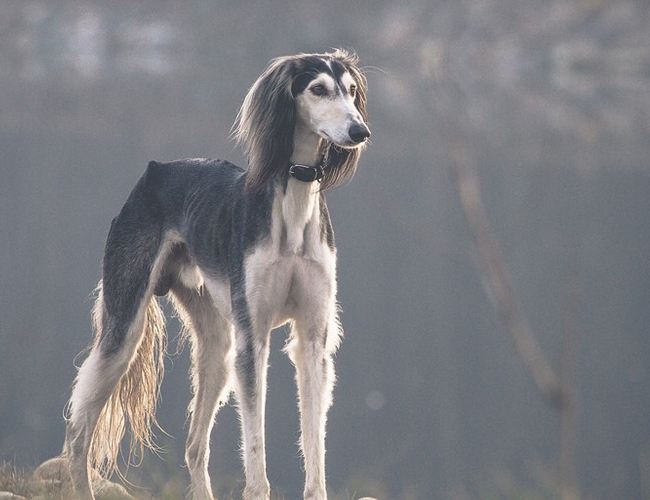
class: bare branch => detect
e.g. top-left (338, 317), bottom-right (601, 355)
top-left (449, 141), bottom-right (565, 408)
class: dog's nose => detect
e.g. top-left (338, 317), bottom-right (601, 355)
top-left (348, 123), bottom-right (371, 144)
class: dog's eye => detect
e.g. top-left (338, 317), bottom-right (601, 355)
top-left (310, 84), bottom-right (327, 96)
top-left (349, 85), bottom-right (357, 98)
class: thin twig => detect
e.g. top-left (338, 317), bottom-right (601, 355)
top-left (449, 141), bottom-right (565, 408)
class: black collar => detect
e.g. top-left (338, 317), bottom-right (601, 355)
top-left (288, 162), bottom-right (326, 183)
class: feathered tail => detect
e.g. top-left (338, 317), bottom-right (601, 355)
top-left (88, 283), bottom-right (167, 477)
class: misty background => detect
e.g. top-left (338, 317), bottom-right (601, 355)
top-left (1, 1), bottom-right (650, 499)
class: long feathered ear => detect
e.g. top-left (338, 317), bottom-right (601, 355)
top-left (233, 57), bottom-right (295, 192)
top-left (320, 50), bottom-right (369, 191)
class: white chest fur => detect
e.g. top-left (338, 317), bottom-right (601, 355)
top-left (243, 179), bottom-right (337, 330)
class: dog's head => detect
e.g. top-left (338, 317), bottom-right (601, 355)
top-left (291, 53), bottom-right (370, 148)
top-left (234, 49), bottom-right (369, 192)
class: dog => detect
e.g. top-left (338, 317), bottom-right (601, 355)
top-left (63, 49), bottom-right (370, 500)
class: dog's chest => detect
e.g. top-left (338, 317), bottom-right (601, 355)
top-left (243, 181), bottom-right (336, 325)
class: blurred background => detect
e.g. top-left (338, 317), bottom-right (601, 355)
top-left (1, 1), bottom-right (650, 499)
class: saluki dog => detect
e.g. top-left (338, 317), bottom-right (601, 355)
top-left (63, 49), bottom-right (370, 500)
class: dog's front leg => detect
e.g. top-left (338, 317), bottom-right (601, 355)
top-left (289, 309), bottom-right (340, 500)
top-left (234, 324), bottom-right (272, 500)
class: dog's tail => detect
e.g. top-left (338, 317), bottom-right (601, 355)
top-left (88, 282), bottom-right (167, 477)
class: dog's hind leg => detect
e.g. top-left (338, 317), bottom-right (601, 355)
top-left (65, 329), bottom-right (117, 500)
top-left (65, 286), bottom-right (159, 499)
top-left (65, 221), bottom-right (169, 499)
top-left (170, 283), bottom-right (234, 500)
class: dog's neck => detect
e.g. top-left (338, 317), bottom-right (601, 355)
top-left (288, 122), bottom-right (326, 199)
top-left (290, 121), bottom-right (326, 170)
top-left (279, 123), bottom-right (323, 251)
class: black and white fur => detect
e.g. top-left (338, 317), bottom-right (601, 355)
top-left (63, 50), bottom-right (370, 500)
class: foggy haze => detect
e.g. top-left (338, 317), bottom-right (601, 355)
top-left (1, 1), bottom-right (649, 499)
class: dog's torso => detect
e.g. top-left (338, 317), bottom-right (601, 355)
top-left (111, 158), bottom-right (337, 330)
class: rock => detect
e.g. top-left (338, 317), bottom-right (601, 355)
top-left (31, 457), bottom-right (73, 498)
top-left (31, 456), bottom-right (134, 500)
top-left (0, 492), bottom-right (27, 500)
top-left (32, 457), bottom-right (69, 482)
top-left (94, 479), bottom-right (134, 499)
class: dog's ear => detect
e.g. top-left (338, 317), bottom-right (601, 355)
top-left (320, 51), bottom-right (369, 191)
top-left (234, 57), bottom-right (296, 193)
